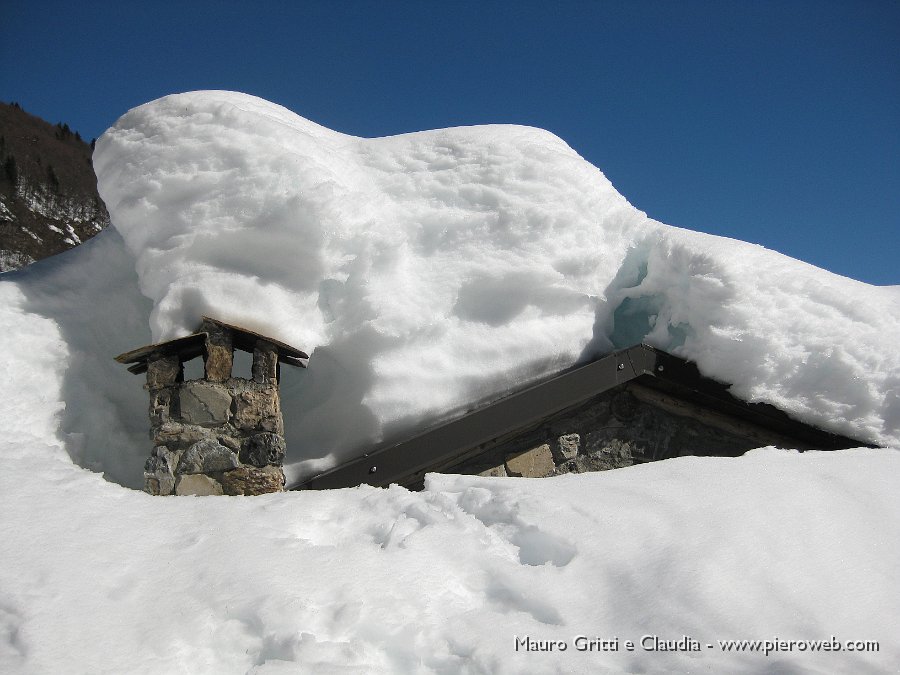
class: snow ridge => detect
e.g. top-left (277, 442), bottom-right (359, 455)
top-left (89, 91), bottom-right (898, 477)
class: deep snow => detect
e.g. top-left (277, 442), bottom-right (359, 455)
top-left (0, 91), bottom-right (897, 673)
top-left (90, 91), bottom-right (899, 482)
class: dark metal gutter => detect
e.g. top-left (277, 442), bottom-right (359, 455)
top-left (294, 344), bottom-right (869, 490)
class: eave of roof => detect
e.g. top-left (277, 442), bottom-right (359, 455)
top-left (114, 316), bottom-right (308, 374)
top-left (199, 316), bottom-right (308, 362)
top-left (115, 333), bottom-right (208, 369)
top-left (294, 344), bottom-right (870, 490)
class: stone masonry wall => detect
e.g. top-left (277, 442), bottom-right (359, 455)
top-left (143, 338), bottom-right (287, 496)
top-left (445, 381), bottom-right (802, 480)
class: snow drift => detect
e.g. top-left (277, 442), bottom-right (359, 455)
top-left (87, 90), bottom-right (899, 482)
top-left (1, 91), bottom-right (898, 672)
top-left (1, 430), bottom-right (897, 672)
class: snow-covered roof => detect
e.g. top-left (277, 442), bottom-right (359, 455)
top-left (299, 344), bottom-right (870, 490)
top-left (89, 90), bottom-right (899, 480)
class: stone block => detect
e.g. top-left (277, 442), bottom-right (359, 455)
top-left (252, 341), bottom-right (278, 384)
top-left (146, 355), bottom-right (180, 389)
top-left (588, 438), bottom-right (636, 470)
top-left (204, 345), bottom-right (233, 382)
top-left (555, 433), bottom-right (581, 462)
top-left (217, 435), bottom-right (241, 452)
top-left (232, 388), bottom-right (280, 432)
top-left (175, 474), bottom-right (224, 496)
top-left (221, 466), bottom-right (285, 495)
top-left (150, 420), bottom-right (181, 444)
top-left (478, 464), bottom-right (508, 478)
top-left (145, 477), bottom-right (161, 496)
top-left (177, 382), bottom-right (232, 426)
top-left (240, 432), bottom-right (286, 467)
top-left (505, 444), bottom-right (555, 478)
top-left (259, 415), bottom-right (284, 434)
top-left (200, 319), bottom-right (234, 382)
top-left (177, 439), bottom-right (239, 474)
top-left (148, 389), bottom-right (172, 426)
top-left (152, 421), bottom-right (211, 447)
top-left (144, 446), bottom-right (176, 495)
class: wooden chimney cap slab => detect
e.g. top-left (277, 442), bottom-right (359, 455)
top-left (114, 316), bottom-right (309, 375)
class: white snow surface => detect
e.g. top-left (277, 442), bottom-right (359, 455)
top-left (1, 91), bottom-right (899, 672)
top-left (91, 90), bottom-right (898, 480)
top-left (1, 427), bottom-right (898, 673)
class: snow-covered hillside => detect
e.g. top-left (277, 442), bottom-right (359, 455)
top-left (0, 91), bottom-right (897, 673)
top-left (0, 102), bottom-right (110, 272)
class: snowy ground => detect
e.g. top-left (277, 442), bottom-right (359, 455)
top-left (1, 416), bottom-right (897, 673)
top-left (1, 91), bottom-right (898, 673)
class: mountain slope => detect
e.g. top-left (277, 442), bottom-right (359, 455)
top-left (0, 101), bottom-right (109, 271)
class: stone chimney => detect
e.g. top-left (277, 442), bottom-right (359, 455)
top-left (115, 317), bottom-right (308, 496)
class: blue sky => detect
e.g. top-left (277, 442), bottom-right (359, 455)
top-left (3, 0), bottom-right (897, 284)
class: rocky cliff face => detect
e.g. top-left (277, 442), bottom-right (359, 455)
top-left (0, 102), bottom-right (109, 272)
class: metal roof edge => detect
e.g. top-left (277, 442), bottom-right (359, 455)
top-left (293, 344), bottom-right (871, 491)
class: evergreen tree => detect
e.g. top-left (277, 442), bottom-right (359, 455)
top-left (55, 123), bottom-right (72, 141)
top-left (4, 155), bottom-right (18, 185)
top-left (47, 164), bottom-right (60, 191)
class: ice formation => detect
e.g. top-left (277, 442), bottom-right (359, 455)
top-left (1, 91), bottom-right (898, 673)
